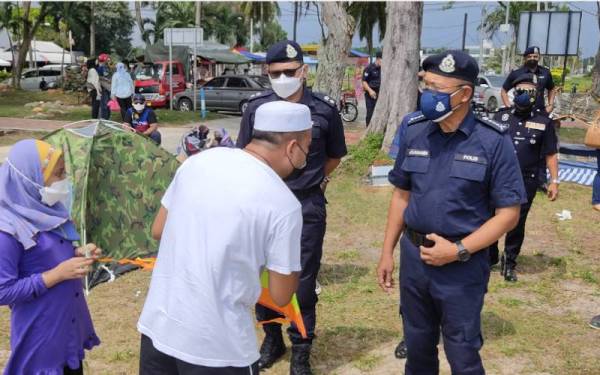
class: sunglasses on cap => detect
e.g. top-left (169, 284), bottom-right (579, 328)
top-left (268, 65), bottom-right (303, 79)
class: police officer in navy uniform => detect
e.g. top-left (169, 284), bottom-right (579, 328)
top-left (377, 50), bottom-right (526, 374)
top-left (489, 73), bottom-right (559, 281)
top-left (236, 40), bottom-right (347, 375)
top-left (362, 51), bottom-right (382, 127)
top-left (501, 46), bottom-right (557, 116)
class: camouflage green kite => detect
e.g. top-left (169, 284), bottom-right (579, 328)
top-left (44, 120), bottom-right (179, 260)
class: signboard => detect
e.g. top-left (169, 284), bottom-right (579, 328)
top-left (163, 28), bottom-right (204, 48)
top-left (517, 11), bottom-right (581, 56)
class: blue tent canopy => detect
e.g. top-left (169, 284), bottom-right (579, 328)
top-left (350, 49), bottom-right (370, 58)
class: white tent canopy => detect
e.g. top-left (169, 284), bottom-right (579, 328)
top-left (1, 40), bottom-right (76, 64)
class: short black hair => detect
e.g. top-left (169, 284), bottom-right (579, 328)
top-left (86, 58), bottom-right (96, 69)
top-left (251, 129), bottom-right (308, 146)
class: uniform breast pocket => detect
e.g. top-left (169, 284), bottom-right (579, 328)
top-left (309, 123), bottom-right (323, 156)
top-left (400, 156), bottom-right (430, 193)
top-left (449, 159), bottom-right (488, 201)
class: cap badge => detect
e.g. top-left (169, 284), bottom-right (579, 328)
top-left (534, 47), bottom-right (539, 54)
top-left (439, 54), bottom-right (456, 73)
top-left (286, 44), bottom-right (298, 59)
top-left (435, 102), bottom-right (446, 112)
top-left (502, 113), bottom-right (510, 121)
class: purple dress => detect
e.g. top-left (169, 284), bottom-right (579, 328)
top-left (0, 231), bottom-right (100, 374)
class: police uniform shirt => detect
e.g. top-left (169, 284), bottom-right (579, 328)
top-left (362, 63), bottom-right (381, 91)
top-left (491, 108), bottom-right (558, 174)
top-left (388, 110), bottom-right (526, 238)
top-left (236, 89), bottom-right (348, 191)
top-left (503, 65), bottom-right (554, 112)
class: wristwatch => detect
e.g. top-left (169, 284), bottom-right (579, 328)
top-left (455, 240), bottom-right (471, 262)
top-left (550, 179), bottom-right (560, 184)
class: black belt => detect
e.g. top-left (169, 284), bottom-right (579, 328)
top-left (404, 227), bottom-right (464, 248)
top-left (292, 185), bottom-right (322, 200)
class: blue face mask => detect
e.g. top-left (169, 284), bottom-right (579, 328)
top-left (419, 88), bottom-right (463, 122)
top-left (514, 91), bottom-right (533, 110)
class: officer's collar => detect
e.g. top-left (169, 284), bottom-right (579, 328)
top-left (300, 86), bottom-right (314, 106)
top-left (428, 110), bottom-right (475, 137)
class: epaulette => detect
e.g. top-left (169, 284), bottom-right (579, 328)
top-left (488, 106), bottom-right (511, 121)
top-left (313, 92), bottom-right (337, 108)
top-left (406, 112), bottom-right (427, 126)
top-left (248, 90), bottom-right (275, 102)
top-left (475, 113), bottom-right (509, 133)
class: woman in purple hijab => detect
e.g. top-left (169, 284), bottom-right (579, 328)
top-left (0, 139), bottom-right (101, 374)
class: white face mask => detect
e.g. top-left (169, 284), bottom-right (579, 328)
top-left (5, 159), bottom-right (73, 211)
top-left (133, 103), bottom-right (145, 112)
top-left (269, 75), bottom-right (303, 99)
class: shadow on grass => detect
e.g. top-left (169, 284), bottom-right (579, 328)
top-left (517, 253), bottom-right (567, 275)
top-left (482, 311), bottom-right (516, 339)
top-left (312, 326), bottom-right (396, 374)
top-left (319, 263), bottom-right (370, 286)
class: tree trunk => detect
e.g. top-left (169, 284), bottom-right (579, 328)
top-left (135, 1), bottom-right (148, 45)
top-left (195, 2), bottom-right (201, 27)
top-left (367, 32), bottom-right (373, 61)
top-left (90, 1), bottom-right (96, 56)
top-left (293, 2), bottom-right (298, 41)
top-left (367, 1), bottom-right (423, 153)
top-left (313, 2), bottom-right (355, 100)
top-left (314, 2), bottom-right (326, 43)
top-left (591, 2), bottom-right (600, 99)
top-left (13, 2), bottom-right (34, 89)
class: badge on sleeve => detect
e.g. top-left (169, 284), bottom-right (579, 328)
top-left (525, 121), bottom-right (546, 131)
top-left (501, 113), bottom-right (509, 121)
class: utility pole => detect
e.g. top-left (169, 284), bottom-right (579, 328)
top-left (195, 2), bottom-right (201, 27)
top-left (461, 13), bottom-right (468, 51)
top-left (500, 1), bottom-right (510, 74)
top-left (250, 18), bottom-right (254, 53)
top-left (478, 6), bottom-right (485, 67)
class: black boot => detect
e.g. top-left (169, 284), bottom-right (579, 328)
top-left (290, 343), bottom-right (312, 375)
top-left (504, 266), bottom-right (518, 282)
top-left (258, 329), bottom-right (286, 370)
top-left (394, 339), bottom-right (407, 359)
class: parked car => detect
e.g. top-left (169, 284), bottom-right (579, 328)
top-left (134, 61), bottom-right (186, 108)
top-left (19, 64), bottom-right (68, 91)
top-left (474, 75), bottom-right (513, 112)
top-left (174, 75), bottom-right (271, 113)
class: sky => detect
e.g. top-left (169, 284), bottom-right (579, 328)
top-left (1, 1), bottom-right (598, 59)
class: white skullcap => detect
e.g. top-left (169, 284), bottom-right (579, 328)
top-left (254, 101), bottom-right (312, 132)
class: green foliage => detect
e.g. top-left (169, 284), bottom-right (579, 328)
top-left (341, 133), bottom-right (385, 176)
top-left (348, 2), bottom-right (386, 56)
top-left (258, 20), bottom-right (288, 51)
top-left (0, 69), bottom-right (11, 81)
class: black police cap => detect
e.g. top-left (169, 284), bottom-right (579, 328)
top-left (266, 40), bottom-right (304, 64)
top-left (512, 73), bottom-right (537, 86)
top-left (523, 46), bottom-right (541, 56)
top-left (422, 50), bottom-right (479, 84)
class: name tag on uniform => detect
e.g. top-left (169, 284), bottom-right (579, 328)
top-left (455, 153), bottom-right (487, 164)
top-left (407, 149), bottom-right (430, 157)
top-left (525, 122), bottom-right (546, 131)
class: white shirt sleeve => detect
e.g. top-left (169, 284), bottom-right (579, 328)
top-left (161, 173), bottom-right (179, 210)
top-left (265, 208), bottom-right (303, 275)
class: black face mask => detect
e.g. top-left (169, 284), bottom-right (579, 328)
top-left (283, 143), bottom-right (308, 182)
top-left (525, 59), bottom-right (538, 70)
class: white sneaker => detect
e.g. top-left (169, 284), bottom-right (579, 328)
top-left (315, 281), bottom-right (322, 295)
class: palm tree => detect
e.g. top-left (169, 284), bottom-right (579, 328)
top-left (349, 2), bottom-right (386, 58)
top-left (240, 2), bottom-right (280, 46)
top-left (134, 1), bottom-right (154, 45)
top-left (152, 2), bottom-right (196, 43)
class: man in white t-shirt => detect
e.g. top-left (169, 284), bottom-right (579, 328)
top-left (137, 101), bottom-right (313, 375)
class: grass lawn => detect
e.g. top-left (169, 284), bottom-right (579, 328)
top-left (558, 127), bottom-right (587, 144)
top-left (0, 130), bottom-right (49, 146)
top-left (0, 137), bottom-right (598, 374)
top-left (0, 89), bottom-right (224, 125)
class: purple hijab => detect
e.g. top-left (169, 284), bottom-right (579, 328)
top-left (0, 139), bottom-right (79, 250)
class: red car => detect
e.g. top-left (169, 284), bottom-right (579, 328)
top-left (134, 61), bottom-right (186, 108)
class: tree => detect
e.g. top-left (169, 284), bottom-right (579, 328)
top-left (134, 1), bottom-right (153, 46)
top-left (203, 4), bottom-right (247, 46)
top-left (12, 2), bottom-right (51, 88)
top-left (153, 2), bottom-right (195, 42)
top-left (591, 1), bottom-right (600, 99)
top-left (240, 2), bottom-right (280, 45)
top-left (90, 1), bottom-right (95, 56)
top-left (0, 2), bottom-right (18, 81)
top-left (258, 19), bottom-right (287, 50)
top-left (348, 2), bottom-right (386, 58)
top-left (367, 1), bottom-right (423, 153)
top-left (312, 2), bottom-right (355, 100)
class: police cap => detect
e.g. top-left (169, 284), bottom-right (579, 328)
top-left (422, 50), bottom-right (479, 84)
top-left (266, 40), bottom-right (304, 64)
top-left (512, 73), bottom-right (537, 86)
top-left (523, 46), bottom-right (541, 56)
